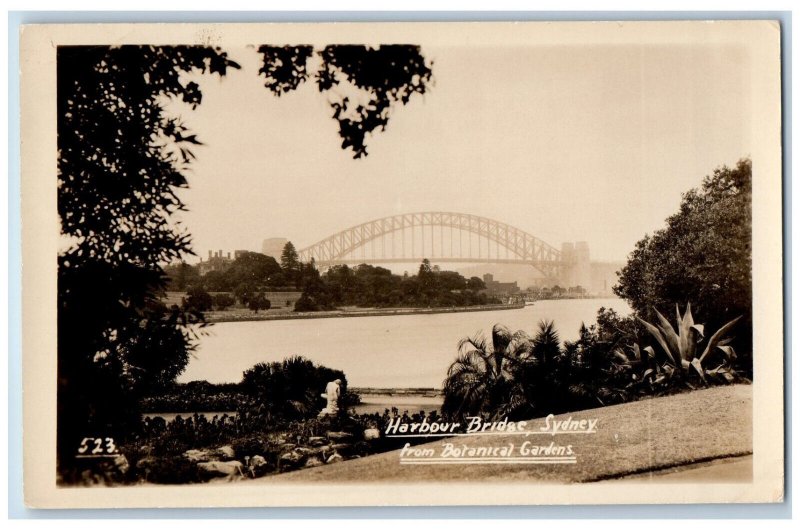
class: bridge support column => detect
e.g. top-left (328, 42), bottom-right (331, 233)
top-left (556, 241), bottom-right (591, 289)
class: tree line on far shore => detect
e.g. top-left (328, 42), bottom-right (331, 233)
top-left (165, 242), bottom-right (319, 291)
top-left (162, 242), bottom-right (318, 313)
top-left (294, 259), bottom-right (495, 311)
top-left (164, 241), bottom-right (497, 313)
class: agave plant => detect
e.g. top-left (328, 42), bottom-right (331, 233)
top-left (613, 342), bottom-right (676, 394)
top-left (635, 303), bottom-right (741, 385)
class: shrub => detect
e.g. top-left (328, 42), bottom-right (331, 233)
top-left (141, 381), bottom-right (242, 412)
top-left (185, 286), bottom-right (213, 312)
top-left (240, 356), bottom-right (348, 422)
top-left (212, 293), bottom-right (235, 310)
top-left (294, 292), bottom-right (319, 311)
top-left (231, 435), bottom-right (270, 459)
top-left (342, 390), bottom-right (362, 409)
top-left (248, 293), bottom-right (271, 313)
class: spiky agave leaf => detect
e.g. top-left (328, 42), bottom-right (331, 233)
top-left (689, 358), bottom-right (706, 383)
top-left (692, 323), bottom-right (705, 338)
top-left (705, 364), bottom-right (736, 383)
top-left (698, 315), bottom-right (743, 364)
top-left (714, 338), bottom-right (737, 362)
top-left (637, 316), bottom-right (680, 367)
top-left (716, 345), bottom-right (737, 362)
top-left (677, 303), bottom-right (706, 361)
top-left (653, 308), bottom-right (681, 358)
top-left (688, 324), bottom-right (705, 359)
top-left (612, 348), bottom-right (630, 364)
top-left (677, 303), bottom-right (692, 360)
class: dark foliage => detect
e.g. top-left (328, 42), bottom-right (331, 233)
top-left (212, 293), bottom-right (235, 310)
top-left (248, 293), bottom-right (271, 313)
top-left (442, 308), bottom-right (746, 423)
top-left (258, 44), bottom-right (433, 158)
top-left (613, 159), bottom-right (752, 375)
top-left (163, 261), bottom-right (200, 291)
top-left (440, 320), bottom-right (623, 422)
top-left (142, 378), bottom-right (361, 415)
top-left (57, 45), bottom-right (238, 468)
top-left (279, 241), bottom-right (301, 285)
top-left (239, 356), bottom-right (348, 422)
top-left (136, 455), bottom-right (203, 484)
top-left (257, 45), bottom-right (314, 95)
top-left (226, 252), bottom-right (283, 291)
top-left (141, 380), bottom-right (243, 413)
top-left (192, 252), bottom-right (284, 293)
top-left (294, 292), bottom-right (324, 312)
top-left (185, 286), bottom-right (213, 312)
top-left (466, 276), bottom-right (486, 291)
top-left (295, 260), bottom-right (496, 311)
top-left (441, 324), bottom-right (531, 421)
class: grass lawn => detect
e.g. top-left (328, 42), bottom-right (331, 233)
top-left (259, 384), bottom-right (752, 483)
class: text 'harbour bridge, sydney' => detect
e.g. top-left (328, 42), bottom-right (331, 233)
top-left (296, 212), bottom-right (584, 282)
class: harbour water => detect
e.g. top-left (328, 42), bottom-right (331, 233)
top-left (178, 298), bottom-right (632, 389)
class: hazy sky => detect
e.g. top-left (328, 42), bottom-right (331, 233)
top-left (168, 41), bottom-right (750, 263)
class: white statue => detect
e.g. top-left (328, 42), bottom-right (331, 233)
top-left (318, 379), bottom-right (342, 417)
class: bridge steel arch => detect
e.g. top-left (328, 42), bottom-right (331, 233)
top-left (297, 212), bottom-right (564, 278)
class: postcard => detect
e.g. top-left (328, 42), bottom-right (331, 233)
top-left (20, 20), bottom-right (784, 508)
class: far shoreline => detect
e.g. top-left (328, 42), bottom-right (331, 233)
top-left (204, 302), bottom-right (527, 324)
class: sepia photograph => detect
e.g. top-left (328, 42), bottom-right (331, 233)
top-left (19, 20), bottom-right (784, 508)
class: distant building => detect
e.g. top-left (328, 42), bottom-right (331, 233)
top-left (197, 249), bottom-right (248, 276)
top-left (262, 237), bottom-right (289, 260)
top-left (482, 273), bottom-right (520, 296)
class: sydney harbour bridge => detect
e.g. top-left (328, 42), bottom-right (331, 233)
top-left (295, 212), bottom-right (588, 284)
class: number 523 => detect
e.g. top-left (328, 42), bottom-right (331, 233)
top-left (77, 437), bottom-right (117, 455)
